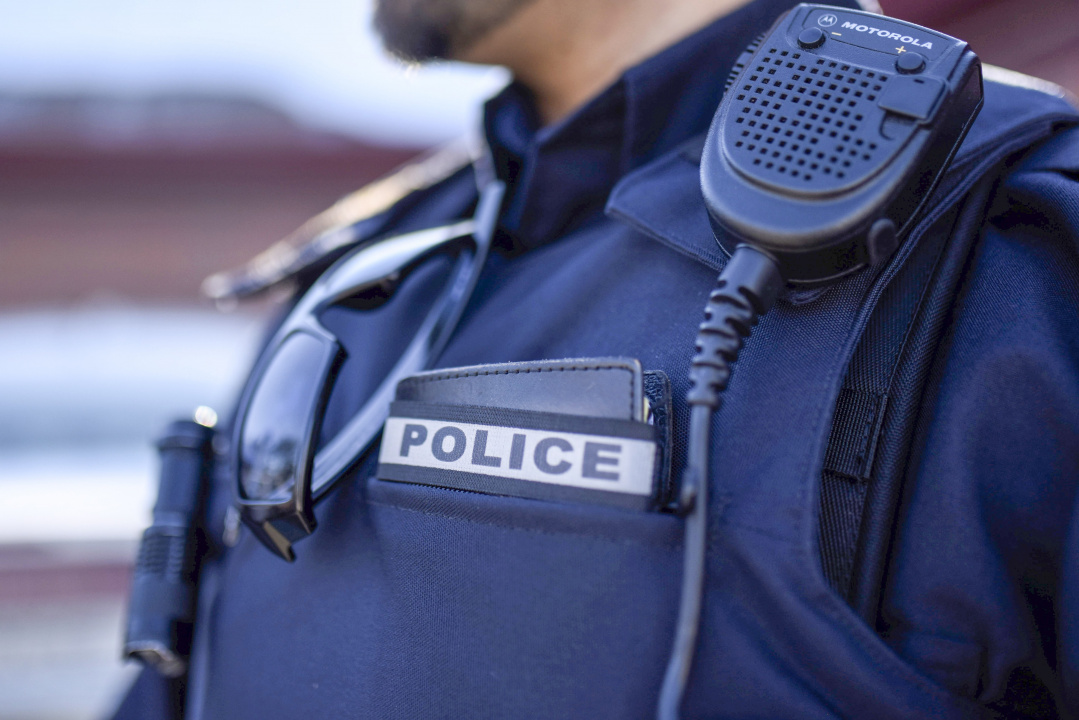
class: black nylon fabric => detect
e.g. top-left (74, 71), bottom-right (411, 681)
top-left (817, 197), bottom-right (967, 601)
top-left (820, 138), bottom-right (1076, 717)
top-left (818, 469), bottom-right (868, 595)
top-left (822, 388), bottom-right (887, 482)
top-left (850, 182), bottom-right (993, 619)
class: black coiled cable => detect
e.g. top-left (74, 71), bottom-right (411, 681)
top-left (657, 245), bottom-right (783, 720)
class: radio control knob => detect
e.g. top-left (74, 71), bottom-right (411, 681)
top-left (797, 27), bottom-right (826, 49)
top-left (896, 52), bottom-right (926, 74)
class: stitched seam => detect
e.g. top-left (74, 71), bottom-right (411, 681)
top-left (853, 395), bottom-right (880, 479)
top-left (399, 364), bottom-right (637, 418)
top-left (367, 499), bottom-right (679, 550)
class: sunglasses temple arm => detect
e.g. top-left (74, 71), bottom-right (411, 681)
top-left (472, 181), bottom-right (506, 252)
top-left (309, 181), bottom-right (506, 500)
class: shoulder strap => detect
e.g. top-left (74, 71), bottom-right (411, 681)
top-left (820, 113), bottom-right (1079, 613)
top-left (817, 193), bottom-right (967, 602)
top-left (819, 117), bottom-right (1079, 719)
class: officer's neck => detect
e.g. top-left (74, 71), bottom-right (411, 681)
top-left (461, 0), bottom-right (756, 124)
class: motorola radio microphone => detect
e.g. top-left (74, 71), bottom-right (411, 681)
top-left (659, 5), bottom-right (983, 718)
top-left (701, 3), bottom-right (983, 284)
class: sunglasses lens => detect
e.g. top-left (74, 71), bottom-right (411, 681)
top-left (239, 331), bottom-right (335, 501)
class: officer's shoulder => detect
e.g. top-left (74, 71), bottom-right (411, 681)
top-left (982, 65), bottom-right (1077, 109)
top-left (962, 69), bottom-right (1079, 315)
top-left (975, 65), bottom-right (1078, 145)
top-left (202, 139), bottom-right (477, 302)
top-left (951, 65), bottom-right (1079, 230)
top-left (978, 66), bottom-right (1079, 195)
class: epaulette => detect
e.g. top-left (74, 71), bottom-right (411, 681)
top-left (202, 139), bottom-right (475, 302)
top-left (983, 64), bottom-right (1078, 108)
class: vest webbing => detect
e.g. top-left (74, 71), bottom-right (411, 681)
top-left (818, 173), bottom-right (1062, 720)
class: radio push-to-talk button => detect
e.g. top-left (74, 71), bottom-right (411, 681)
top-left (797, 27), bottom-right (826, 49)
top-left (896, 51), bottom-right (926, 74)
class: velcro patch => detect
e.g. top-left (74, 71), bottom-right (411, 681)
top-left (378, 401), bottom-right (658, 510)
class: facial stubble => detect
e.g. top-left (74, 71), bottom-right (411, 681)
top-left (374, 0), bottom-right (540, 62)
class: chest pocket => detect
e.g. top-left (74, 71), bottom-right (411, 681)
top-left (364, 357), bottom-right (681, 719)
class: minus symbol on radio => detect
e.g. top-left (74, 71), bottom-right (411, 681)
top-left (831, 32), bottom-right (842, 35)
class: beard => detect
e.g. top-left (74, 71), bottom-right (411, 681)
top-left (373, 0), bottom-right (537, 62)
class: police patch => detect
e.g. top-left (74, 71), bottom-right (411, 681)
top-left (376, 359), bottom-right (671, 510)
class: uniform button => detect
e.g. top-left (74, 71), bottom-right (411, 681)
top-left (797, 27), bottom-right (825, 49)
top-left (896, 52), bottom-right (926, 73)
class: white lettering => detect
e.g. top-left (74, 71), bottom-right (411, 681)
top-left (836, 20), bottom-right (933, 51)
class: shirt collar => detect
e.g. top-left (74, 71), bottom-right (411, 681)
top-left (483, 0), bottom-right (862, 250)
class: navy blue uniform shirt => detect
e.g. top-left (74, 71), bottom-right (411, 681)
top-left (113, 0), bottom-right (1079, 717)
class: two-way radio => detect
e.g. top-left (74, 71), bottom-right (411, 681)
top-left (660, 5), bottom-right (983, 718)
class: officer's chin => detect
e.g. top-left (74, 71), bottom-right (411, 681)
top-left (373, 0), bottom-right (532, 67)
top-left (374, 28), bottom-right (453, 65)
top-left (372, 2), bottom-right (454, 64)
top-left (376, 31), bottom-right (503, 68)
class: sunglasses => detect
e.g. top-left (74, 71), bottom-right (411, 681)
top-left (233, 182), bottom-right (505, 560)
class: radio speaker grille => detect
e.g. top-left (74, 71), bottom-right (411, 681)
top-left (725, 46), bottom-right (910, 193)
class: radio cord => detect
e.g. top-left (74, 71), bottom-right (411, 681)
top-left (658, 245), bottom-right (783, 720)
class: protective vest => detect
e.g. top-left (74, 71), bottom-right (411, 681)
top-left (115, 79), bottom-right (1079, 719)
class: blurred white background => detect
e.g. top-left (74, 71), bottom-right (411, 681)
top-left (0, 2), bottom-right (504, 718)
top-left (0, 0), bottom-right (507, 146)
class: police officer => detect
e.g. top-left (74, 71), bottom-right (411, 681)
top-left (113, 0), bottom-right (1079, 717)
